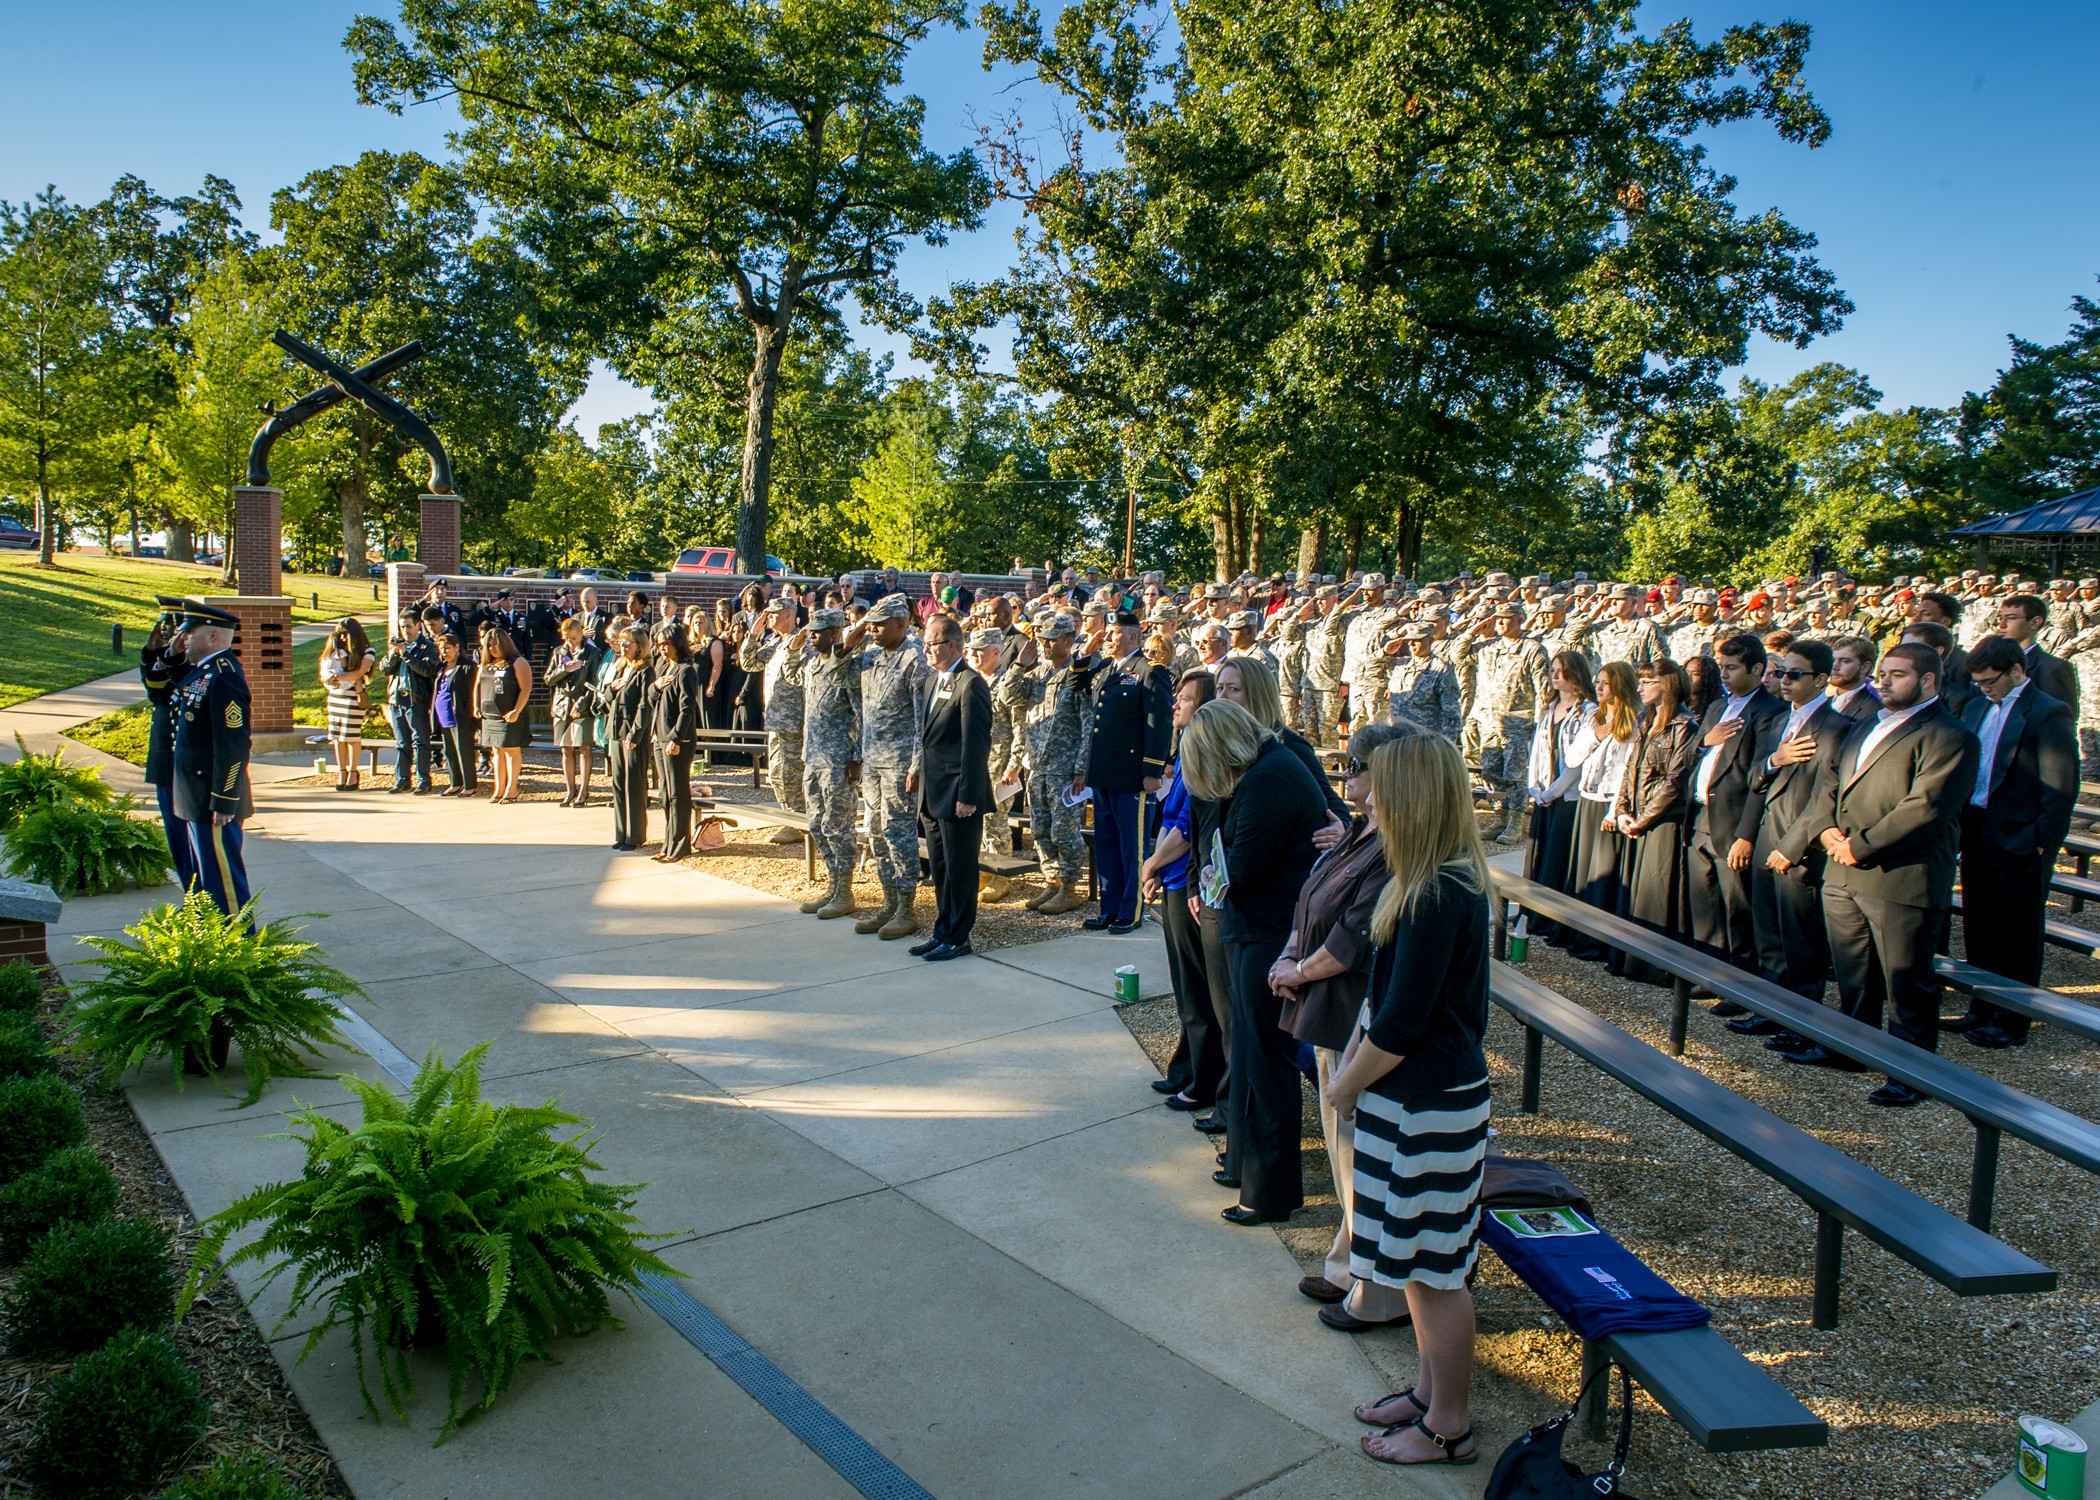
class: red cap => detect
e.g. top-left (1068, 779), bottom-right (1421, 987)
top-left (1747, 590), bottom-right (1771, 609)
top-left (1646, 588), bottom-right (1663, 602)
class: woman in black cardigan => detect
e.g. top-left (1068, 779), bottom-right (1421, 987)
top-left (647, 623), bottom-right (703, 861)
top-left (1180, 698), bottom-right (1328, 1226)
top-left (1216, 655), bottom-right (1350, 822)
top-left (601, 625), bottom-right (652, 851)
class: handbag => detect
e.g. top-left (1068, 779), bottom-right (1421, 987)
top-left (695, 814), bottom-right (737, 852)
top-left (1483, 1361), bottom-right (1638, 1499)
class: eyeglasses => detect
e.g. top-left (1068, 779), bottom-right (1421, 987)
top-left (1774, 667), bottom-right (1820, 681)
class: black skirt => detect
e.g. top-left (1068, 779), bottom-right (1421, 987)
top-left (1618, 818), bottom-right (1687, 986)
top-left (1570, 798), bottom-right (1618, 963)
top-left (1525, 796), bottom-right (1578, 943)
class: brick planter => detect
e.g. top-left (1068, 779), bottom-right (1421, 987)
top-left (0, 878), bottom-right (62, 970)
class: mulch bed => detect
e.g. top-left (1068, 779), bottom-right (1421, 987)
top-left (0, 980), bottom-right (349, 1500)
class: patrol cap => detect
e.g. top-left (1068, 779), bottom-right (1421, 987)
top-left (1521, 574), bottom-right (1548, 588)
top-left (1418, 588), bottom-right (1447, 605)
top-left (2051, 578), bottom-right (2072, 589)
top-left (1313, 583), bottom-right (1339, 600)
top-left (864, 593), bottom-right (912, 623)
top-left (1492, 602), bottom-right (1525, 619)
top-left (1145, 602), bottom-right (1178, 624)
top-left (808, 608), bottom-right (848, 632)
top-left (1611, 583), bottom-right (1641, 600)
top-left (1401, 622), bottom-right (1434, 641)
top-left (1687, 588), bottom-right (1718, 605)
top-left (763, 594), bottom-right (797, 614)
top-left (179, 598), bottom-right (239, 629)
top-left (1036, 613), bottom-right (1077, 640)
top-left (1484, 570), bottom-right (1513, 586)
top-left (1361, 571), bottom-right (1386, 588)
top-left (968, 627), bottom-right (1004, 651)
top-left (1537, 593), bottom-right (1569, 611)
top-left (1226, 610), bottom-right (1259, 631)
top-left (1082, 599), bottom-right (1110, 618)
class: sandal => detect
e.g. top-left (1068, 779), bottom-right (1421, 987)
top-left (1360, 1417), bottom-right (1476, 1467)
top-left (1353, 1388), bottom-right (1427, 1426)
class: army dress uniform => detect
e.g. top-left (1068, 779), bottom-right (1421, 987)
top-left (168, 602), bottom-right (255, 919)
top-left (139, 595), bottom-right (197, 892)
top-left (999, 617), bottom-right (1094, 913)
top-left (1084, 641), bottom-right (1172, 928)
top-left (850, 596), bottom-right (931, 935)
top-left (740, 624), bottom-right (807, 834)
top-left (1463, 619), bottom-right (1550, 839)
top-left (791, 612), bottom-right (863, 916)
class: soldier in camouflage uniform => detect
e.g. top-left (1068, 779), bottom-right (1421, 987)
top-left (740, 595), bottom-right (807, 843)
top-left (1532, 594), bottom-right (1597, 671)
top-left (1225, 610), bottom-right (1276, 675)
top-left (1300, 584), bottom-right (1352, 743)
top-left (1463, 602), bottom-right (1551, 841)
top-left (970, 625), bottom-right (1022, 902)
top-left (1344, 582), bottom-right (1402, 729)
top-left (844, 593), bottom-right (930, 940)
top-left (1662, 589), bottom-right (1727, 663)
top-left (1381, 622), bottom-right (1464, 742)
top-left (1590, 584), bottom-right (1665, 668)
top-left (1269, 602), bottom-right (1315, 735)
top-left (1000, 612), bottom-right (1093, 914)
top-left (791, 608), bottom-right (863, 919)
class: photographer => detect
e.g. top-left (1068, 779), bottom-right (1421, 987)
top-left (377, 611), bottom-right (439, 795)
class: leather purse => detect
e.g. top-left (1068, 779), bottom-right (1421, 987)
top-left (1483, 1362), bottom-right (1638, 1499)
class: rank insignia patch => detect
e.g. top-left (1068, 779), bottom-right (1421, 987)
top-left (224, 702), bottom-right (244, 729)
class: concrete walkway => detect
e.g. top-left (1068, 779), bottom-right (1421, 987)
top-left (47, 776), bottom-right (1484, 1497)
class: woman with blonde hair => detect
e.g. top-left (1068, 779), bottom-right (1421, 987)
top-left (1330, 733), bottom-right (1491, 1467)
top-left (1215, 655), bottom-right (1348, 821)
top-left (1180, 698), bottom-right (1328, 1228)
top-left (1524, 650), bottom-right (1597, 942)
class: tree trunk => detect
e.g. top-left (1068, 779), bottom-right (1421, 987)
top-left (35, 443), bottom-right (55, 565)
top-left (1396, 504), bottom-right (1425, 580)
top-left (128, 500), bottom-right (140, 559)
top-left (1297, 524), bottom-right (1325, 583)
top-left (1246, 510), bottom-right (1265, 575)
top-left (738, 320), bottom-right (789, 576)
top-left (167, 516), bottom-right (194, 562)
top-left (1343, 515), bottom-right (1365, 576)
top-left (1210, 508), bottom-right (1234, 583)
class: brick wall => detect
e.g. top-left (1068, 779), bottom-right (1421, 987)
top-left (418, 496), bottom-right (461, 575)
top-left (0, 919), bottom-right (51, 969)
top-left (233, 488), bottom-right (282, 599)
top-left (203, 595), bottom-right (294, 734)
top-left (845, 569), bottom-right (1043, 602)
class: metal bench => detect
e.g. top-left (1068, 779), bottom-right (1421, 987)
top-left (1934, 957), bottom-right (2100, 1044)
top-left (693, 728), bottom-right (769, 789)
top-left (1494, 870), bottom-right (2100, 1233)
top-left (1494, 962), bottom-right (2054, 1330)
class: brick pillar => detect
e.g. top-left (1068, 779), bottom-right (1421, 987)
top-left (233, 487), bottom-right (283, 599)
top-left (418, 495), bottom-right (461, 576)
top-left (0, 879), bottom-right (61, 970)
top-left (204, 595), bottom-right (294, 734)
top-left (386, 563), bottom-right (427, 632)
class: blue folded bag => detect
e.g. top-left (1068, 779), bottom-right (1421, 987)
top-left (1479, 1204), bottom-right (1711, 1340)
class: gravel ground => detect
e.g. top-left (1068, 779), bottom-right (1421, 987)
top-left (1113, 823), bottom-right (2100, 1499)
top-left (0, 985), bottom-right (348, 1499)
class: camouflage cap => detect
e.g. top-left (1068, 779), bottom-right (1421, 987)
top-left (1226, 610), bottom-right (1260, 631)
top-left (1082, 598), bottom-right (1111, 617)
top-left (864, 592), bottom-right (912, 623)
top-left (1145, 602), bottom-right (1179, 624)
top-left (1360, 571), bottom-right (1387, 588)
top-left (1687, 588), bottom-right (1718, 605)
top-left (1537, 593), bottom-right (1570, 612)
top-left (1493, 601), bottom-right (1526, 619)
top-left (968, 627), bottom-right (1005, 651)
top-left (1314, 583), bottom-right (1340, 600)
top-left (1401, 622), bottom-right (1434, 641)
top-left (1521, 574), bottom-right (1549, 588)
top-left (1036, 612), bottom-right (1078, 639)
top-left (808, 608), bottom-right (848, 632)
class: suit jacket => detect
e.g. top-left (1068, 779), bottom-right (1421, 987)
top-left (918, 666), bottom-right (993, 820)
top-left (1832, 683), bottom-right (1881, 722)
top-left (2022, 644), bottom-right (2079, 715)
top-left (1084, 652), bottom-right (1173, 794)
top-left (1811, 699), bottom-right (1978, 908)
top-left (1959, 686), bottom-right (2077, 860)
top-left (1689, 687), bottom-right (1783, 846)
top-left (1748, 699), bottom-right (1853, 880)
top-left (1938, 644), bottom-right (1975, 718)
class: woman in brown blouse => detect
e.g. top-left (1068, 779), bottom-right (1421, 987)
top-left (1270, 720), bottom-right (1412, 1331)
top-left (1610, 657), bottom-right (1699, 984)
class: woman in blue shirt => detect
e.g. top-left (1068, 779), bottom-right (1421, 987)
top-left (1140, 668), bottom-right (1220, 1111)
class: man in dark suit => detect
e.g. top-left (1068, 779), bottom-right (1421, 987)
top-left (910, 615), bottom-right (994, 961)
top-left (1828, 635), bottom-right (1882, 721)
top-left (1083, 609), bottom-right (1173, 933)
top-left (1792, 642), bottom-right (1979, 1106)
top-left (1901, 621), bottom-right (1972, 718)
top-left (1684, 634), bottom-right (1785, 999)
top-left (1949, 635), bottom-right (2078, 1046)
top-left (1997, 593), bottom-right (2080, 711)
top-left (1740, 639), bottom-right (1854, 1048)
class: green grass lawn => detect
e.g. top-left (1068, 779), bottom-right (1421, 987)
top-left (0, 553), bottom-right (382, 709)
top-left (69, 636), bottom-right (394, 765)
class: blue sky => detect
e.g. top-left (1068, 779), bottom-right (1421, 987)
top-left (5, 1), bottom-right (2096, 432)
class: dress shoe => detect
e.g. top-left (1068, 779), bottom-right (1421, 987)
top-left (1192, 1114), bottom-right (1227, 1135)
top-left (1726, 1015), bottom-right (1782, 1037)
top-left (1318, 1304), bottom-right (1413, 1334)
top-left (1220, 1205), bottom-right (1289, 1226)
top-left (1964, 1025), bottom-right (2028, 1050)
top-left (1212, 1169), bottom-right (1241, 1189)
top-left (1708, 999), bottom-right (1749, 1019)
top-left (389, 785), bottom-right (410, 795)
top-left (1150, 1079), bottom-right (1179, 1094)
top-left (1297, 1276), bottom-right (1348, 1305)
top-left (924, 941), bottom-right (972, 962)
top-left (908, 938), bottom-right (942, 957)
top-left (1163, 1092), bottom-right (1209, 1112)
top-left (1940, 1012), bottom-right (1987, 1034)
top-left (1107, 918), bottom-right (1143, 935)
top-left (1868, 1081), bottom-right (1926, 1108)
top-left (1081, 914), bottom-right (1114, 931)
top-left (1782, 1045), bottom-right (1866, 1072)
top-left (1215, 1151), bottom-right (1227, 1167)
top-left (1763, 1031), bottom-right (1810, 1054)
top-left (414, 785), bottom-right (435, 796)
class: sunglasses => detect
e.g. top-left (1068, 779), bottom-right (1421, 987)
top-left (1344, 756), bottom-right (1369, 776)
top-left (1774, 667), bottom-right (1820, 681)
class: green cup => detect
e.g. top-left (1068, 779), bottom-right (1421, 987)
top-left (1114, 966), bottom-right (1140, 1003)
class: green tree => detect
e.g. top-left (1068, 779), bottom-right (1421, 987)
top-left (1958, 288), bottom-right (2100, 516)
top-left (347, 0), bottom-right (991, 576)
top-left (853, 385), bottom-right (961, 568)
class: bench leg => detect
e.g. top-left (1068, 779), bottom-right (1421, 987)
top-left (1520, 1025), bottom-right (1543, 1114)
top-left (1812, 1213), bottom-right (1843, 1330)
top-left (1492, 900), bottom-right (1508, 962)
top-left (1578, 1340), bottom-right (1609, 1441)
top-left (1667, 977), bottom-right (1690, 1058)
top-left (806, 833), bottom-right (817, 885)
top-left (1967, 1124), bottom-right (2002, 1233)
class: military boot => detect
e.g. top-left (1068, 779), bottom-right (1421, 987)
top-left (978, 874), bottom-right (1012, 903)
top-left (1023, 880), bottom-right (1057, 912)
top-left (769, 824), bottom-right (803, 846)
top-left (798, 880), bottom-right (830, 915)
top-left (878, 888), bottom-right (922, 941)
top-left (1039, 880), bottom-right (1088, 916)
top-left (814, 873), bottom-right (857, 920)
top-left (855, 886), bottom-right (895, 935)
top-left (1479, 803), bottom-right (1509, 844)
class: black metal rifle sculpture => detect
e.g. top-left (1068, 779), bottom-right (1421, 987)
top-left (246, 330), bottom-right (455, 495)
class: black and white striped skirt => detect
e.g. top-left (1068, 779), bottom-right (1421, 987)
top-left (1350, 1076), bottom-right (1491, 1291)
top-left (326, 689), bottom-right (365, 743)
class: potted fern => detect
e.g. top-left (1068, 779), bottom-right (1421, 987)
top-left (5, 795), bottom-right (172, 898)
top-left (182, 1044), bottom-right (680, 1438)
top-left (65, 890), bottom-right (364, 1104)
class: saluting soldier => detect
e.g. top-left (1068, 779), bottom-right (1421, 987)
top-left (1299, 584), bottom-right (1350, 743)
top-left (1081, 607), bottom-right (1171, 931)
top-left (1002, 613), bottom-right (1093, 914)
top-left (740, 595), bottom-right (808, 844)
top-left (1463, 602), bottom-right (1551, 841)
top-left (790, 608), bottom-right (863, 919)
top-left (1341, 577), bottom-right (1399, 729)
top-left (1268, 598), bottom-right (1315, 735)
top-left (1663, 588), bottom-right (1728, 663)
top-left (1224, 610), bottom-right (1276, 675)
top-left (1532, 593), bottom-right (1596, 670)
top-left (969, 626), bottom-right (1023, 902)
top-left (168, 600), bottom-right (254, 919)
top-left (1592, 583), bottom-right (1665, 667)
top-left (1381, 622), bottom-right (1463, 742)
top-left (844, 594), bottom-right (930, 941)
top-left (139, 594), bottom-right (197, 892)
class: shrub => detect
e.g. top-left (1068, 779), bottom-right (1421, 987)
top-left (0, 1071), bottom-right (88, 1183)
top-left (187, 1043), bottom-right (679, 1438)
top-left (161, 1453), bottom-right (316, 1500)
top-left (0, 1145), bottom-right (119, 1262)
top-left (66, 889), bottom-right (363, 1106)
top-left (0, 957), bottom-right (44, 1013)
top-left (0, 732), bottom-right (112, 830)
top-left (6, 1214), bottom-right (175, 1353)
top-left (27, 1327), bottom-right (206, 1494)
top-left (0, 1010), bottom-right (53, 1078)
top-left (5, 794), bottom-right (172, 898)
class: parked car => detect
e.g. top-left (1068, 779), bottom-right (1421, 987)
top-left (670, 546), bottom-right (788, 577)
top-left (569, 567), bottom-right (627, 582)
top-left (0, 517), bottom-right (37, 550)
top-left (625, 569), bottom-right (657, 583)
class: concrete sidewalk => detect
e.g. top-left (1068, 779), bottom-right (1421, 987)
top-left (50, 779), bottom-right (1483, 1498)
